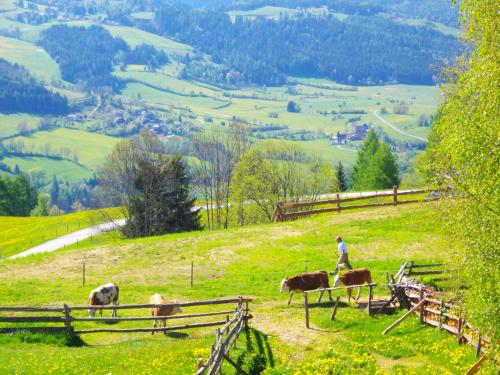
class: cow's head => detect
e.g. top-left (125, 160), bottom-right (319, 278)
top-left (170, 300), bottom-right (183, 314)
top-left (333, 273), bottom-right (342, 288)
top-left (88, 307), bottom-right (96, 318)
top-left (280, 278), bottom-right (289, 293)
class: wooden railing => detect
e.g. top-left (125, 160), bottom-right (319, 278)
top-left (195, 298), bottom-right (250, 375)
top-left (272, 187), bottom-right (443, 222)
top-left (0, 297), bottom-right (252, 335)
top-left (387, 284), bottom-right (492, 358)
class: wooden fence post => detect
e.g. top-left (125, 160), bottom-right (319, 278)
top-left (367, 285), bottom-right (373, 316)
top-left (393, 186), bottom-right (398, 206)
top-left (336, 193), bottom-right (341, 213)
top-left (63, 304), bottom-right (73, 334)
top-left (304, 292), bottom-right (310, 329)
top-left (439, 300), bottom-right (444, 329)
top-left (419, 288), bottom-right (425, 324)
top-left (330, 296), bottom-right (340, 320)
top-left (457, 317), bottom-right (463, 344)
top-left (82, 261), bottom-right (86, 287)
top-left (190, 261), bottom-right (194, 288)
top-left (271, 202), bottom-right (283, 222)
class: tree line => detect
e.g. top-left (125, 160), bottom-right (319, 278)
top-left (93, 127), bottom-right (398, 236)
top-left (148, 3), bottom-right (461, 86)
top-left (39, 25), bottom-right (168, 90)
top-left (0, 59), bottom-right (68, 115)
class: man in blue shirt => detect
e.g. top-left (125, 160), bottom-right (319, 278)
top-left (335, 235), bottom-right (353, 272)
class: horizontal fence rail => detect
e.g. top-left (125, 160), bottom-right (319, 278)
top-left (0, 297), bottom-right (252, 336)
top-left (272, 187), bottom-right (444, 222)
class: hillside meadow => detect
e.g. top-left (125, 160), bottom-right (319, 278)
top-left (0, 204), bottom-right (494, 374)
top-left (0, 208), bottom-right (122, 259)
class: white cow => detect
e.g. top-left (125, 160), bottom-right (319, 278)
top-left (88, 283), bottom-right (119, 317)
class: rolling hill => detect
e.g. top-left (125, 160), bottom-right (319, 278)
top-left (0, 0), bottom-right (460, 211)
top-left (0, 204), bottom-right (488, 373)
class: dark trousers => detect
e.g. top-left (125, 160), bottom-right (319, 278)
top-left (336, 253), bottom-right (353, 271)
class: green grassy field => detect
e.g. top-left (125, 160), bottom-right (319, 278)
top-left (227, 6), bottom-right (347, 22)
top-left (9, 128), bottom-right (120, 170)
top-left (0, 204), bottom-right (492, 374)
top-left (0, 209), bottom-right (105, 258)
top-left (1, 156), bottom-right (92, 182)
top-left (0, 113), bottom-right (41, 138)
top-left (0, 35), bottom-right (61, 83)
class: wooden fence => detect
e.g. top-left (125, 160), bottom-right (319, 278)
top-left (272, 187), bottom-right (442, 222)
top-left (303, 282), bottom-right (401, 328)
top-left (0, 297), bottom-right (252, 336)
top-left (393, 285), bottom-right (492, 357)
top-left (196, 299), bottom-right (250, 375)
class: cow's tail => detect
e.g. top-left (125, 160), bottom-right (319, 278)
top-left (367, 270), bottom-right (372, 284)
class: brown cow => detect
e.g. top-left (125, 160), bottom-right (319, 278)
top-left (333, 268), bottom-right (372, 302)
top-left (149, 293), bottom-right (183, 335)
top-left (88, 283), bottom-right (119, 318)
top-left (280, 271), bottom-right (333, 305)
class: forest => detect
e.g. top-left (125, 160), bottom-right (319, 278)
top-left (151, 4), bottom-right (461, 86)
top-left (0, 59), bottom-right (68, 115)
top-left (39, 25), bottom-right (168, 89)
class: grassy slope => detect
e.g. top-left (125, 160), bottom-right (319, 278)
top-left (0, 204), bottom-right (487, 374)
top-left (0, 113), bottom-right (41, 138)
top-left (0, 35), bottom-right (61, 83)
top-left (0, 209), bottom-right (121, 258)
top-left (8, 128), bottom-right (119, 169)
top-left (1, 156), bottom-right (92, 182)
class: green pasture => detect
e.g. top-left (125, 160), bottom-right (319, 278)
top-left (0, 204), bottom-right (489, 373)
top-left (400, 18), bottom-right (462, 37)
top-left (63, 20), bottom-right (193, 56)
top-left (0, 35), bottom-right (61, 82)
top-left (0, 208), bottom-right (122, 259)
top-left (115, 69), bottom-right (221, 99)
top-left (121, 82), bottom-right (226, 110)
top-left (1, 156), bottom-right (92, 182)
top-left (227, 6), bottom-right (347, 23)
top-left (9, 128), bottom-right (119, 169)
top-left (0, 113), bottom-right (41, 138)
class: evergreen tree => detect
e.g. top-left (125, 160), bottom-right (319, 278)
top-left (49, 175), bottom-right (59, 206)
top-left (0, 174), bottom-right (37, 216)
top-left (351, 129), bottom-right (399, 190)
top-left (100, 132), bottom-right (201, 238)
top-left (335, 161), bottom-right (348, 192)
top-left (155, 155), bottom-right (201, 233)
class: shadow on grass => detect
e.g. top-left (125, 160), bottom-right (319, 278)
top-left (309, 300), bottom-right (350, 309)
top-left (0, 330), bottom-right (86, 347)
top-left (166, 331), bottom-right (189, 339)
top-left (234, 326), bottom-right (274, 374)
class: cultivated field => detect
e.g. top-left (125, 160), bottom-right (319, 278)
top-left (0, 204), bottom-right (492, 374)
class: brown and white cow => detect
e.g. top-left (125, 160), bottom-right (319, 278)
top-left (280, 271), bottom-right (333, 305)
top-left (88, 283), bottom-right (119, 318)
top-left (333, 268), bottom-right (372, 302)
top-left (149, 293), bottom-right (183, 335)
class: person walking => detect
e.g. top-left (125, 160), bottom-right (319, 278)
top-left (335, 235), bottom-right (353, 272)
